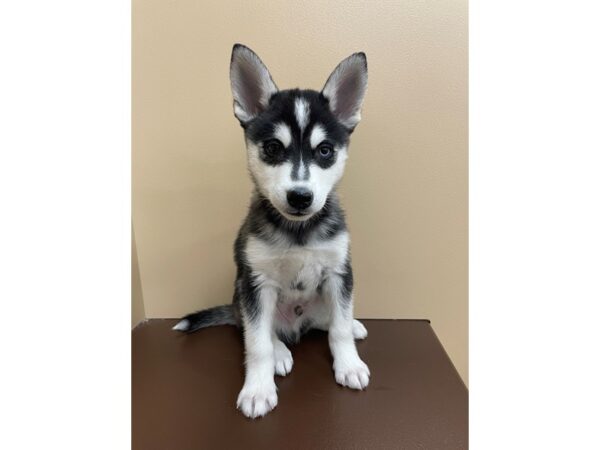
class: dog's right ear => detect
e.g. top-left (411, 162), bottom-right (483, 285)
top-left (230, 44), bottom-right (278, 125)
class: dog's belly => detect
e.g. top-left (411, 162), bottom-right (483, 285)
top-left (274, 289), bottom-right (330, 338)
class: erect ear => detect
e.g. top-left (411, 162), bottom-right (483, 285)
top-left (229, 44), bottom-right (278, 124)
top-left (321, 52), bottom-right (368, 131)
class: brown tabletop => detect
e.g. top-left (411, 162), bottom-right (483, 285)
top-left (132, 319), bottom-right (468, 450)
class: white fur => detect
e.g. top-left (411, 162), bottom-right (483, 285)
top-left (310, 124), bottom-right (327, 148)
top-left (298, 164), bottom-right (306, 180)
top-left (352, 319), bottom-right (368, 340)
top-left (326, 278), bottom-right (370, 390)
top-left (298, 157), bottom-right (307, 180)
top-left (233, 104), bottom-right (253, 123)
top-left (245, 231), bottom-right (350, 292)
top-left (273, 122), bottom-right (292, 148)
top-left (172, 319), bottom-right (189, 331)
top-left (237, 286), bottom-right (278, 418)
top-left (246, 141), bottom-right (348, 222)
top-left (306, 145), bottom-right (348, 215)
top-left (246, 140), bottom-right (291, 197)
top-left (294, 97), bottom-right (310, 133)
top-left (273, 338), bottom-right (293, 376)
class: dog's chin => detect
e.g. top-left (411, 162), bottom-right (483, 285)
top-left (279, 209), bottom-right (316, 222)
top-left (270, 203), bottom-right (323, 222)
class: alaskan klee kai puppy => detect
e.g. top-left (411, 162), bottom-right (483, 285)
top-left (174, 44), bottom-right (370, 418)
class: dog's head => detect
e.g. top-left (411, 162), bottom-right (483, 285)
top-left (229, 44), bottom-right (368, 222)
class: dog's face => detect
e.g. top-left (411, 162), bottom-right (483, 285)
top-left (230, 44), bottom-right (368, 221)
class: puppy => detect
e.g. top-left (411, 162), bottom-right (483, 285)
top-left (174, 44), bottom-right (369, 418)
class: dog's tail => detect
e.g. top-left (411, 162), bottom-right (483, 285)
top-left (172, 304), bottom-right (239, 333)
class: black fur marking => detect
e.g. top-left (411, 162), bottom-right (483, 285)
top-left (292, 281), bottom-right (305, 291)
top-left (340, 256), bottom-right (354, 306)
top-left (232, 231), bottom-right (262, 324)
top-left (299, 319), bottom-right (314, 336)
top-left (316, 280), bottom-right (325, 296)
top-left (241, 275), bottom-right (262, 322)
top-left (245, 90), bottom-right (350, 175)
top-left (290, 156), bottom-right (310, 181)
top-left (276, 328), bottom-right (300, 346)
top-left (316, 268), bottom-right (328, 296)
top-left (260, 136), bottom-right (288, 166)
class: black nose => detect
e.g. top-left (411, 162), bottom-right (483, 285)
top-left (287, 188), bottom-right (313, 210)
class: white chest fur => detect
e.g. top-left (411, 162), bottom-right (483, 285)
top-left (244, 232), bottom-right (350, 301)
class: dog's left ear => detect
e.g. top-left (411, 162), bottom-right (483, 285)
top-left (230, 44), bottom-right (279, 125)
top-left (321, 52), bottom-right (368, 131)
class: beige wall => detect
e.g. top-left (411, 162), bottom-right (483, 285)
top-left (132, 229), bottom-right (146, 328)
top-left (133, 0), bottom-right (468, 383)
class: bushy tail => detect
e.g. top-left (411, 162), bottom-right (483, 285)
top-left (172, 305), bottom-right (239, 333)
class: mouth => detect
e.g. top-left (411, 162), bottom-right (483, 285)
top-left (288, 210), bottom-right (309, 217)
top-left (282, 209), bottom-right (313, 221)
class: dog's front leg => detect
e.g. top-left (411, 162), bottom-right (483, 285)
top-left (237, 283), bottom-right (278, 418)
top-left (326, 274), bottom-right (370, 390)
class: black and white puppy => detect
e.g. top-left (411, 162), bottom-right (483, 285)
top-left (174, 44), bottom-right (370, 419)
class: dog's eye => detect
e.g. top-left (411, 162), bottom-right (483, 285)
top-left (317, 144), bottom-right (334, 159)
top-left (263, 140), bottom-right (284, 157)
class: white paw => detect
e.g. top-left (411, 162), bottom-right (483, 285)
top-left (352, 319), bottom-right (368, 340)
top-left (274, 341), bottom-right (293, 376)
top-left (334, 357), bottom-right (370, 390)
top-left (236, 382), bottom-right (278, 418)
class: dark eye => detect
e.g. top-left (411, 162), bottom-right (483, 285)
top-left (263, 140), bottom-right (284, 157)
top-left (317, 144), bottom-right (334, 159)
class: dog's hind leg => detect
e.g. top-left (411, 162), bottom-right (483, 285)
top-left (352, 319), bottom-right (368, 340)
top-left (273, 336), bottom-right (293, 376)
top-left (307, 318), bottom-right (368, 340)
